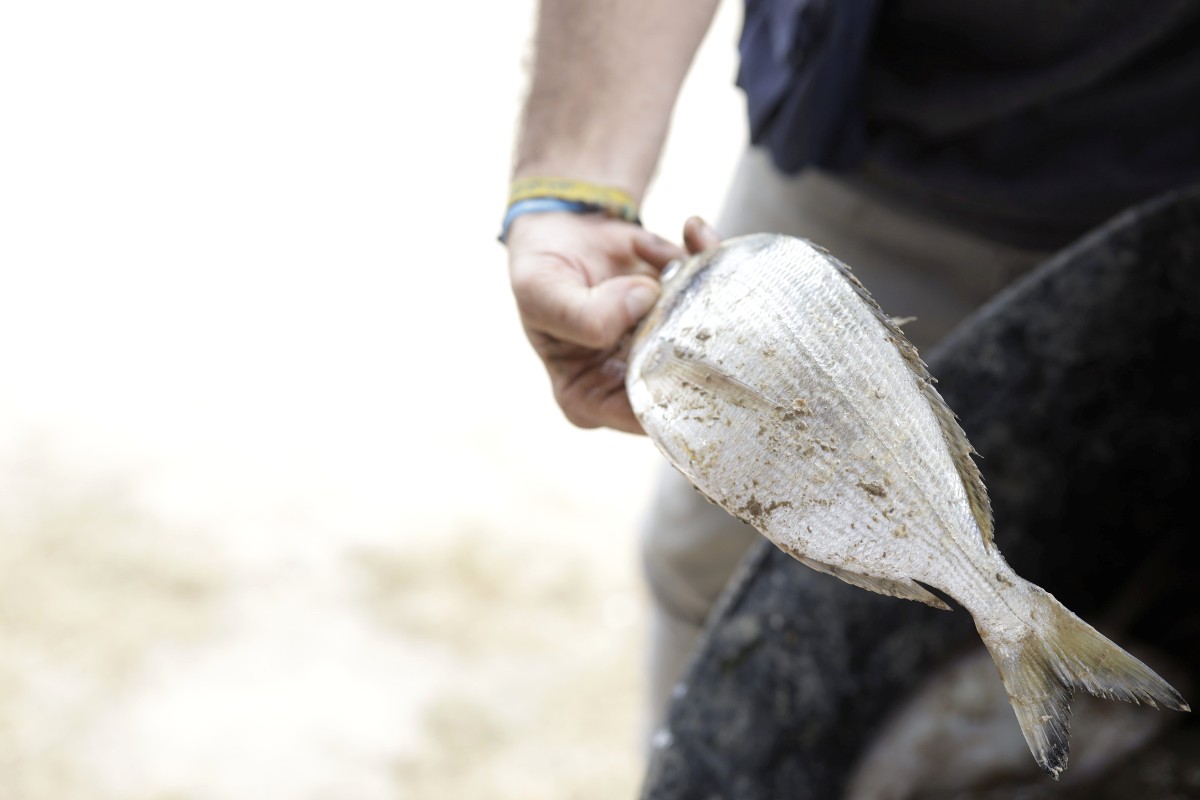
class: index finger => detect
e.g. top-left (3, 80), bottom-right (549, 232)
top-left (512, 257), bottom-right (661, 349)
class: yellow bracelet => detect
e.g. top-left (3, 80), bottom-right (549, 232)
top-left (508, 177), bottom-right (640, 224)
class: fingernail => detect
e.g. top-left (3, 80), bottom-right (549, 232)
top-left (685, 216), bottom-right (720, 249)
top-left (625, 284), bottom-right (659, 319)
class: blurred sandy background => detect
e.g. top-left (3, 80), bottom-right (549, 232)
top-left (0, 2), bottom-right (745, 798)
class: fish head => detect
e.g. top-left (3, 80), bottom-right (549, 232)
top-left (626, 233), bottom-right (795, 452)
top-left (630, 233), bottom-right (782, 360)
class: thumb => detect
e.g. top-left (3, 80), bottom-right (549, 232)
top-left (519, 270), bottom-right (660, 349)
top-left (684, 216), bottom-right (722, 253)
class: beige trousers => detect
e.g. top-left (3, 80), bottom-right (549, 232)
top-left (640, 148), bottom-right (1051, 727)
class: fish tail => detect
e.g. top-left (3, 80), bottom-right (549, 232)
top-left (980, 585), bottom-right (1189, 780)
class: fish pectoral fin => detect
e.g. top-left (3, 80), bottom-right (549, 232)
top-left (641, 343), bottom-right (785, 414)
top-left (797, 556), bottom-right (952, 611)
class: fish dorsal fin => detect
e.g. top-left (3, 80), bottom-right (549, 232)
top-left (820, 247), bottom-right (996, 549)
top-left (641, 343), bottom-right (786, 415)
top-left (795, 554), bottom-right (951, 611)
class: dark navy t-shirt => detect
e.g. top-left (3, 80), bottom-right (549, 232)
top-left (738, 0), bottom-right (1200, 248)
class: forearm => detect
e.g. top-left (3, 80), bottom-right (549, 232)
top-left (514, 0), bottom-right (721, 203)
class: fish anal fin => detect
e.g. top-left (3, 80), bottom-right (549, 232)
top-left (794, 554), bottom-right (952, 611)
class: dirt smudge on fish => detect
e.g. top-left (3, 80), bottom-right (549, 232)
top-left (858, 481), bottom-right (887, 498)
top-left (739, 496), bottom-right (793, 526)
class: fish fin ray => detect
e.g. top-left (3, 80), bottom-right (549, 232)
top-left (795, 555), bottom-right (951, 611)
top-left (642, 344), bottom-right (785, 414)
top-left (980, 583), bottom-right (1189, 779)
top-left (823, 253), bottom-right (996, 548)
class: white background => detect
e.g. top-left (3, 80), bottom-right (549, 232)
top-left (0, 2), bottom-right (746, 798)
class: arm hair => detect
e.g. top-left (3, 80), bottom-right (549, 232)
top-left (514, 0), bottom-right (722, 202)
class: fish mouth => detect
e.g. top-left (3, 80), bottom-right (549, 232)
top-left (631, 252), bottom-right (706, 353)
top-left (631, 234), bottom-right (783, 385)
top-left (661, 257), bottom-right (685, 284)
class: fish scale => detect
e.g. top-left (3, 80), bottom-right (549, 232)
top-left (626, 233), bottom-right (1188, 779)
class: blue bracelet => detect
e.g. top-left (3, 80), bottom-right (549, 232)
top-left (498, 198), bottom-right (598, 243)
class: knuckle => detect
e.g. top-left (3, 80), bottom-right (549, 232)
top-left (559, 402), bottom-right (598, 430)
top-left (553, 384), bottom-right (599, 430)
top-left (509, 271), bottom-right (542, 310)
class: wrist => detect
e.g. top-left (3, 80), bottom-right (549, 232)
top-left (512, 159), bottom-right (649, 206)
top-left (498, 177), bottom-right (641, 244)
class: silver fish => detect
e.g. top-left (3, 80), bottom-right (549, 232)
top-left (625, 233), bottom-right (1188, 778)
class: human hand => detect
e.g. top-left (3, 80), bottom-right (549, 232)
top-left (505, 213), bottom-right (720, 433)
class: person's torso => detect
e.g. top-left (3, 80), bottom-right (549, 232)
top-left (739, 0), bottom-right (1200, 248)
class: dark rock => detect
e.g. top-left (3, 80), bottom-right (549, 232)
top-left (642, 186), bottom-right (1200, 798)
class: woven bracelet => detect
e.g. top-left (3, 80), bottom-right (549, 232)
top-left (498, 177), bottom-right (641, 243)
